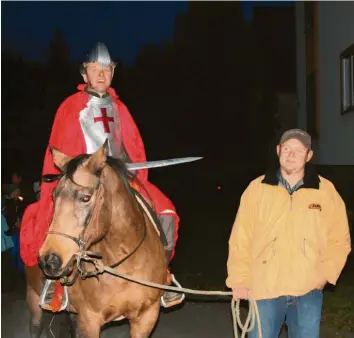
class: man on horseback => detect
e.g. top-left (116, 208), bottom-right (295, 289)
top-left (20, 42), bottom-right (183, 307)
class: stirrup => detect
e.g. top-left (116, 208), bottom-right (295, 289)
top-left (39, 279), bottom-right (69, 312)
top-left (160, 274), bottom-right (185, 308)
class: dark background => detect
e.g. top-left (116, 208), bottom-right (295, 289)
top-left (1, 1), bottom-right (296, 282)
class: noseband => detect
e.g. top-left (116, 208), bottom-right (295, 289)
top-left (46, 231), bottom-right (86, 248)
top-left (44, 174), bottom-right (103, 253)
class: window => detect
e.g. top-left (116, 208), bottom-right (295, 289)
top-left (340, 44), bottom-right (354, 114)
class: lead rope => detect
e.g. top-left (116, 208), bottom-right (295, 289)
top-left (232, 298), bottom-right (262, 338)
top-left (75, 252), bottom-right (262, 338)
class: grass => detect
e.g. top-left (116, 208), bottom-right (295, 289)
top-left (321, 213), bottom-right (354, 332)
top-left (321, 226), bottom-right (354, 333)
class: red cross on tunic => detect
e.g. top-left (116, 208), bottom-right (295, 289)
top-left (94, 108), bottom-right (114, 133)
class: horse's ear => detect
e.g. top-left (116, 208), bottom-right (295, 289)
top-left (87, 139), bottom-right (108, 174)
top-left (51, 146), bottom-right (72, 171)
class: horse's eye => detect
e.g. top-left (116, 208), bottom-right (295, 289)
top-left (79, 195), bottom-right (91, 203)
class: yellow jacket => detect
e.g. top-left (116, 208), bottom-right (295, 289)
top-left (226, 169), bottom-right (351, 300)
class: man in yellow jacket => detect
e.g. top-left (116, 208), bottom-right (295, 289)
top-left (226, 129), bottom-right (351, 338)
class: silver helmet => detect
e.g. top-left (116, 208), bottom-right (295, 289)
top-left (80, 42), bottom-right (117, 75)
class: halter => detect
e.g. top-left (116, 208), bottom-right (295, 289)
top-left (46, 231), bottom-right (86, 248)
top-left (42, 172), bottom-right (147, 286)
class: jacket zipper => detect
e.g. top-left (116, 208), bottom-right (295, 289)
top-left (303, 238), bottom-right (306, 255)
top-left (290, 195), bottom-right (293, 210)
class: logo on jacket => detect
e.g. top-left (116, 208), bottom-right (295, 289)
top-left (308, 203), bottom-right (322, 211)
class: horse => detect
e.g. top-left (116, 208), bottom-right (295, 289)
top-left (25, 140), bottom-right (168, 338)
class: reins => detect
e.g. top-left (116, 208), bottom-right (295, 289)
top-left (70, 249), bottom-right (262, 338)
top-left (41, 167), bottom-right (262, 338)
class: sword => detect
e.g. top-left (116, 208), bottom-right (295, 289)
top-left (126, 157), bottom-right (203, 171)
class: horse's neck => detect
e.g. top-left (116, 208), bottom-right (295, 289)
top-left (95, 187), bottom-right (145, 265)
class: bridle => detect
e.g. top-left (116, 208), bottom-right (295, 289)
top-left (46, 231), bottom-right (86, 249)
top-left (42, 173), bottom-right (147, 286)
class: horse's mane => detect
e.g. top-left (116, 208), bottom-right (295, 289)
top-left (59, 153), bottom-right (166, 246)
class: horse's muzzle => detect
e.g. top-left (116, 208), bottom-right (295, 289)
top-left (39, 252), bottom-right (64, 277)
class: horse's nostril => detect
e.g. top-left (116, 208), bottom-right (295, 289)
top-left (44, 252), bottom-right (62, 271)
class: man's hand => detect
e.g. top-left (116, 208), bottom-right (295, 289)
top-left (316, 280), bottom-right (327, 290)
top-left (232, 287), bottom-right (250, 300)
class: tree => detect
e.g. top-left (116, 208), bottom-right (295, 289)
top-left (46, 29), bottom-right (70, 68)
top-left (120, 1), bottom-right (280, 176)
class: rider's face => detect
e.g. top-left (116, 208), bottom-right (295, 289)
top-left (83, 62), bottom-right (114, 94)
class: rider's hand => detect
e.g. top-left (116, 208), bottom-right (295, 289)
top-left (232, 287), bottom-right (250, 300)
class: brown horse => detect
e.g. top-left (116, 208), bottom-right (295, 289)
top-left (26, 141), bottom-right (168, 337)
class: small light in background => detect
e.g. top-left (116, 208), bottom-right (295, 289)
top-left (217, 185), bottom-right (222, 191)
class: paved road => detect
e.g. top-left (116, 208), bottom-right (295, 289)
top-left (0, 287), bottom-right (273, 338)
top-left (2, 281), bottom-right (353, 338)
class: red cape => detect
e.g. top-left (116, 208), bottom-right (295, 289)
top-left (20, 85), bottom-right (179, 266)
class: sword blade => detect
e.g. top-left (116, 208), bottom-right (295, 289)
top-left (126, 157), bottom-right (203, 171)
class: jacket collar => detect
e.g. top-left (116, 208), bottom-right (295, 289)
top-left (261, 164), bottom-right (320, 190)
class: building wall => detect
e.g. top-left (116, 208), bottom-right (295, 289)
top-left (296, 2), bottom-right (354, 165)
top-left (296, 2), bottom-right (354, 208)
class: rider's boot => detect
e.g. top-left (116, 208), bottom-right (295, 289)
top-left (160, 250), bottom-right (185, 308)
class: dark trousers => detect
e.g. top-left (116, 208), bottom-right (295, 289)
top-left (10, 232), bottom-right (24, 274)
top-left (1, 249), bottom-right (16, 293)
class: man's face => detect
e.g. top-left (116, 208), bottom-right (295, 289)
top-left (276, 138), bottom-right (313, 175)
top-left (82, 62), bottom-right (113, 94)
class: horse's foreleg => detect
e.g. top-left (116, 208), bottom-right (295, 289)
top-left (129, 301), bottom-right (160, 338)
top-left (69, 313), bottom-right (80, 338)
top-left (26, 285), bottom-right (44, 338)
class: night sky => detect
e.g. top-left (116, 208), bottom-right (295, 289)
top-left (2, 1), bottom-right (293, 66)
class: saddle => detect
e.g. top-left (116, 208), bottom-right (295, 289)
top-left (131, 187), bottom-right (168, 247)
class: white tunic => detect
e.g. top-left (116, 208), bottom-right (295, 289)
top-left (79, 94), bottom-right (126, 159)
